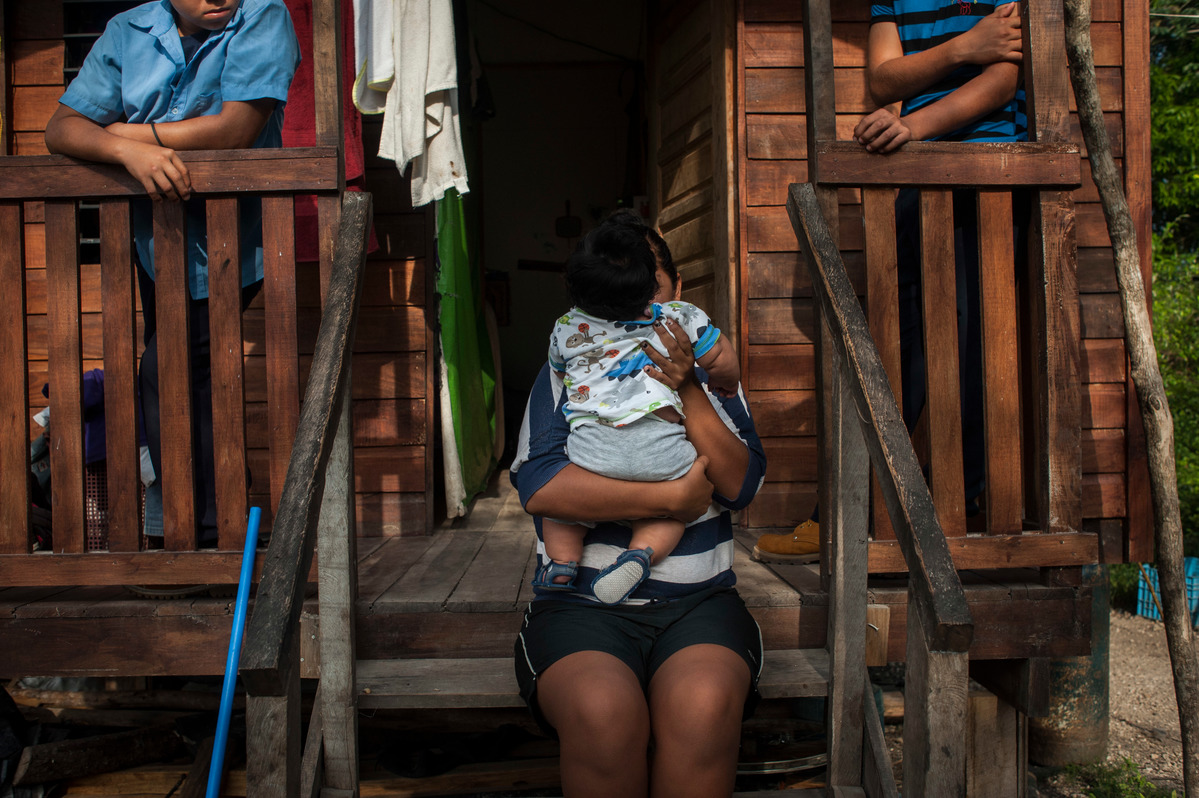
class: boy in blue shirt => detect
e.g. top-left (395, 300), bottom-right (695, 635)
top-left (45, 0), bottom-right (301, 546)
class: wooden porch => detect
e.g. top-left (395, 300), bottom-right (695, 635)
top-left (0, 475), bottom-right (1092, 681)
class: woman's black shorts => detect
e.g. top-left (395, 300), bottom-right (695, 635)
top-left (513, 586), bottom-right (763, 737)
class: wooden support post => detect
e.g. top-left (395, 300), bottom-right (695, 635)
top-left (904, 597), bottom-right (969, 796)
top-left (970, 657), bottom-right (1050, 718)
top-left (966, 688), bottom-right (1025, 798)
top-left (862, 673), bottom-right (900, 798)
top-left (802, 0), bottom-right (839, 589)
top-left (300, 687), bottom-right (324, 798)
top-left (825, 332), bottom-right (870, 788)
top-left (1023, 0), bottom-right (1081, 534)
top-left (246, 643), bottom-right (302, 798)
top-left (316, 384), bottom-right (359, 793)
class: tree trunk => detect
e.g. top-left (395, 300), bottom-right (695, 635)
top-left (1062, 1), bottom-right (1199, 793)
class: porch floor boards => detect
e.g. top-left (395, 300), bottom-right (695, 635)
top-left (0, 478), bottom-right (819, 677)
top-left (0, 475), bottom-right (1093, 677)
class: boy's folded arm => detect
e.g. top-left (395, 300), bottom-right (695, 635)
top-left (867, 5), bottom-right (1023, 108)
top-left (47, 104), bottom-right (192, 200)
top-left (899, 61), bottom-right (1021, 143)
top-left (120, 99), bottom-right (277, 151)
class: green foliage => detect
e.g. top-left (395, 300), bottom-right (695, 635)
top-left (1151, 1), bottom-right (1199, 249)
top-left (1108, 562), bottom-right (1141, 611)
top-left (1152, 227), bottom-right (1199, 557)
top-left (1065, 758), bottom-right (1177, 798)
top-left (1151, 3), bottom-right (1199, 556)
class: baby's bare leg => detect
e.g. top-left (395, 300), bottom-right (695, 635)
top-left (541, 519), bottom-right (586, 585)
top-left (629, 517), bottom-right (686, 565)
top-left (590, 518), bottom-right (686, 604)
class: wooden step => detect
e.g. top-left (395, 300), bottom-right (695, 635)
top-left (356, 647), bottom-right (830, 709)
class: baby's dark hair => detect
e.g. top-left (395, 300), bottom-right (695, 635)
top-left (565, 211), bottom-right (659, 321)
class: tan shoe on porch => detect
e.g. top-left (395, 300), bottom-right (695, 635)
top-left (752, 519), bottom-right (821, 564)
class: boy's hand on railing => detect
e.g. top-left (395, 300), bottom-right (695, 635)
top-left (954, 4), bottom-right (1023, 66)
top-left (854, 108), bottom-right (914, 153)
top-left (111, 135), bottom-right (193, 202)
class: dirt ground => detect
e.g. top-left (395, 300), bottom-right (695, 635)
top-left (1033, 609), bottom-right (1189, 797)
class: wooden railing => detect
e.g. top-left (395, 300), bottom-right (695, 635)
top-left (0, 148), bottom-right (339, 585)
top-left (240, 191), bottom-right (371, 797)
top-left (790, 180), bottom-right (974, 795)
top-left (812, 141), bottom-right (1090, 573)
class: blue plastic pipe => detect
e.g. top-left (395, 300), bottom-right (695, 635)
top-left (206, 506), bottom-right (262, 798)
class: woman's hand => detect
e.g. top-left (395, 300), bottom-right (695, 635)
top-left (665, 456), bottom-right (715, 522)
top-left (640, 318), bottom-right (697, 390)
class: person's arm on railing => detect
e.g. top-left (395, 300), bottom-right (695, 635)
top-left (45, 98), bottom-right (276, 201)
top-left (45, 105), bottom-right (194, 201)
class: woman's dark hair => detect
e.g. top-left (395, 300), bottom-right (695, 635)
top-left (564, 212), bottom-right (659, 321)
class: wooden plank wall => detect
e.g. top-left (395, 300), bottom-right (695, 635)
top-left (7, 0), bottom-right (434, 539)
top-left (739, 0), bottom-right (1148, 551)
top-left (651, 0), bottom-right (723, 328)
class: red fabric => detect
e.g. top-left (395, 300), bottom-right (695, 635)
top-left (282, 0), bottom-right (376, 262)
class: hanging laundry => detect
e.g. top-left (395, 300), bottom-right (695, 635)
top-left (353, 0), bottom-right (470, 206)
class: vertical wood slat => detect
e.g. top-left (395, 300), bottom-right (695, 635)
top-left (99, 201), bottom-right (141, 551)
top-left (317, 194), bottom-right (340, 303)
top-left (0, 202), bottom-right (30, 553)
top-left (825, 344), bottom-right (869, 788)
top-left (263, 196), bottom-right (300, 515)
top-left (711, 0), bottom-right (739, 350)
top-left (1025, 0), bottom-right (1083, 534)
top-left (802, 0), bottom-right (839, 588)
top-left (863, 188), bottom-right (900, 542)
top-left (154, 200), bottom-right (196, 550)
top-left (1031, 192), bottom-right (1082, 534)
top-left (1123, 0), bottom-right (1153, 562)
top-left (977, 191), bottom-right (1023, 534)
top-left (919, 190), bottom-right (966, 536)
top-left (45, 201), bottom-right (86, 553)
top-left (207, 198), bottom-right (248, 550)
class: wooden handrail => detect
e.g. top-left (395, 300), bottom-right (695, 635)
top-left (812, 140), bottom-right (1082, 189)
top-left (787, 181), bottom-right (974, 653)
top-left (0, 148), bottom-right (339, 200)
top-left (240, 190), bottom-right (371, 694)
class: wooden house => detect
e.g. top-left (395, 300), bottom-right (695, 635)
top-left (0, 0), bottom-right (1152, 794)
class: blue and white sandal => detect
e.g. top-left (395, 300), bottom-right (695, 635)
top-left (591, 547), bottom-right (654, 605)
top-left (531, 559), bottom-right (579, 592)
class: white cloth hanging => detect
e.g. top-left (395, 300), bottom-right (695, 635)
top-left (353, 0), bottom-right (470, 206)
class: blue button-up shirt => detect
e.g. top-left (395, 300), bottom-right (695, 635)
top-left (60, 0), bottom-right (301, 299)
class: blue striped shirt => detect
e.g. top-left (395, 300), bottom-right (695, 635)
top-left (871, 0), bottom-right (1027, 142)
top-left (510, 363), bottom-right (767, 604)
